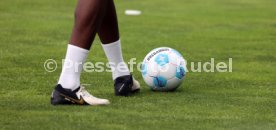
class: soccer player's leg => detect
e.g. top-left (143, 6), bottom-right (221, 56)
top-left (98, 0), bottom-right (140, 96)
top-left (51, 0), bottom-right (109, 105)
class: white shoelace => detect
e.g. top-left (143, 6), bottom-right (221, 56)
top-left (79, 86), bottom-right (92, 97)
top-left (76, 86), bottom-right (110, 105)
top-left (79, 86), bottom-right (100, 100)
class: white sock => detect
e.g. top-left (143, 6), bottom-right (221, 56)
top-left (58, 44), bottom-right (89, 90)
top-left (101, 39), bottom-right (130, 80)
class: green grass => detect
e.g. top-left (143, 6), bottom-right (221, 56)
top-left (0, 0), bottom-right (276, 129)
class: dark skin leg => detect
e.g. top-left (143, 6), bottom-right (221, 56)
top-left (97, 0), bottom-right (120, 44)
top-left (69, 0), bottom-right (120, 49)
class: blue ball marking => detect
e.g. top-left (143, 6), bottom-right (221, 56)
top-left (176, 66), bottom-right (185, 79)
top-left (154, 54), bottom-right (169, 66)
top-left (172, 49), bottom-right (183, 58)
top-left (153, 76), bottom-right (167, 87)
top-left (141, 63), bottom-right (147, 76)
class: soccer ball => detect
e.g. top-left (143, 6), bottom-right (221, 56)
top-left (141, 47), bottom-right (186, 91)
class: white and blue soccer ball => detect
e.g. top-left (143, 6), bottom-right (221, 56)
top-left (141, 47), bottom-right (186, 91)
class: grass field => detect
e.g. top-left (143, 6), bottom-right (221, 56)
top-left (0, 0), bottom-right (276, 129)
